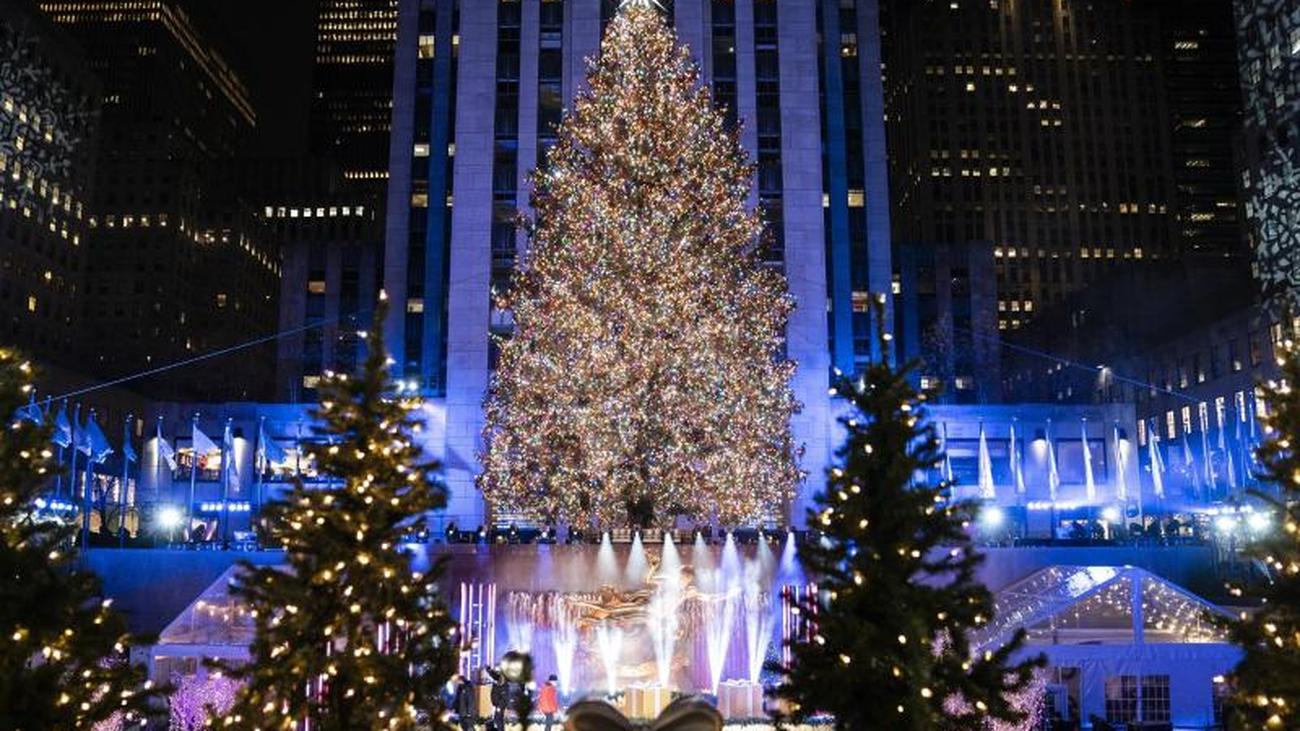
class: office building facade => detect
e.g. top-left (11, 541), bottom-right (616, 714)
top-left (883, 0), bottom-right (1245, 333)
top-left (384, 0), bottom-right (893, 526)
top-left (1236, 0), bottom-right (1300, 310)
top-left (311, 0), bottom-right (401, 187)
top-left (39, 0), bottom-right (281, 401)
top-left (0, 0), bottom-right (99, 367)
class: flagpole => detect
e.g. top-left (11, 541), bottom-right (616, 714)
top-left (82, 408), bottom-right (95, 552)
top-left (155, 416), bottom-right (163, 512)
top-left (255, 416), bottom-right (266, 521)
top-left (120, 414), bottom-right (131, 549)
top-left (187, 412), bottom-right (199, 542)
top-left (55, 399), bottom-right (67, 498)
top-left (221, 417), bottom-right (232, 549)
top-left (69, 403), bottom-right (80, 522)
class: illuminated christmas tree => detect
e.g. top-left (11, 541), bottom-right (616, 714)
top-left (0, 350), bottom-right (163, 727)
top-left (479, 1), bottom-right (800, 529)
top-left (1221, 343), bottom-right (1300, 730)
top-left (220, 295), bottom-right (457, 730)
top-left (771, 298), bottom-right (1041, 730)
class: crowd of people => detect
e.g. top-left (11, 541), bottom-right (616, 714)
top-left (450, 668), bottom-right (562, 731)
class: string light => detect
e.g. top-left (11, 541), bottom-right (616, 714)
top-left (479, 5), bottom-right (798, 528)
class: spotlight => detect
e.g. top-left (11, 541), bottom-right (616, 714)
top-left (1247, 512), bottom-right (1271, 533)
top-left (158, 506), bottom-right (183, 531)
top-left (980, 506), bottom-right (1005, 529)
top-left (1100, 506), bottom-right (1121, 523)
top-left (1214, 515), bottom-right (1238, 535)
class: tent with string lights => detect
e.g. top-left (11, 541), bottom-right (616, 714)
top-left (975, 565), bottom-right (1241, 729)
top-left (145, 565), bottom-right (257, 683)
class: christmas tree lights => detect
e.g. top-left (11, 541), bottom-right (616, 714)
top-left (1220, 340), bottom-right (1300, 730)
top-left (0, 350), bottom-right (163, 727)
top-left (771, 298), bottom-right (1041, 730)
top-left (479, 3), bottom-right (800, 529)
top-left (218, 295), bottom-right (457, 730)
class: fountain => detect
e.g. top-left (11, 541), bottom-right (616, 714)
top-left (552, 597), bottom-right (579, 694)
top-left (596, 622), bottom-right (625, 696)
top-left (597, 532), bottom-right (620, 586)
top-left (704, 533), bottom-right (742, 692)
top-left (446, 533), bottom-right (800, 700)
top-left (626, 531), bottom-right (649, 585)
top-left (646, 533), bottom-right (683, 688)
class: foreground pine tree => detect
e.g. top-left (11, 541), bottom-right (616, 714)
top-left (221, 295), bottom-right (457, 730)
top-left (479, 1), bottom-right (800, 529)
top-left (1221, 343), bottom-right (1300, 730)
top-left (0, 350), bottom-right (163, 727)
top-left (772, 299), bottom-right (1041, 730)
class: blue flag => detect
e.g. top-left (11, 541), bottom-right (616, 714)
top-left (258, 421), bottom-right (287, 465)
top-left (52, 402), bottom-right (72, 448)
top-left (79, 416), bottom-right (114, 464)
top-left (14, 392), bottom-right (42, 424)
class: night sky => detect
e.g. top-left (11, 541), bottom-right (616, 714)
top-left (205, 0), bottom-right (317, 156)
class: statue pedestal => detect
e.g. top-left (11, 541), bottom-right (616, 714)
top-left (717, 680), bottom-right (764, 720)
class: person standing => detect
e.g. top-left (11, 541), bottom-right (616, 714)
top-left (537, 675), bottom-right (560, 731)
top-left (488, 666), bottom-right (508, 731)
top-left (452, 673), bottom-right (477, 731)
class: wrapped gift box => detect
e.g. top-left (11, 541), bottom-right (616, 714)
top-left (626, 683), bottom-right (671, 719)
top-left (717, 680), bottom-right (764, 720)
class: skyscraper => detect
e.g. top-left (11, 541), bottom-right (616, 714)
top-left (0, 0), bottom-right (99, 367)
top-left (384, 0), bottom-right (893, 526)
top-left (311, 0), bottom-right (400, 186)
top-left (882, 0), bottom-right (1246, 336)
top-left (1235, 0), bottom-right (1300, 310)
top-left (39, 0), bottom-right (280, 400)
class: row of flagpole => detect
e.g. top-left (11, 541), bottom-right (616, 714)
top-left (14, 392), bottom-right (293, 548)
top-left (941, 400), bottom-right (1265, 533)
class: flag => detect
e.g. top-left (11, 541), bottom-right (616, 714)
top-left (1046, 422), bottom-right (1061, 503)
top-left (940, 422), bottom-right (955, 484)
top-left (123, 431), bottom-right (137, 463)
top-left (79, 415), bottom-right (114, 464)
top-left (221, 420), bottom-right (238, 483)
top-left (1009, 422), bottom-right (1026, 496)
top-left (52, 401), bottom-right (72, 448)
top-left (1081, 420), bottom-right (1096, 502)
top-left (14, 391), bottom-right (42, 424)
top-left (156, 419), bottom-right (176, 471)
top-left (1182, 432), bottom-right (1199, 491)
top-left (192, 423), bottom-right (218, 455)
top-left (1113, 423), bottom-right (1128, 502)
top-left (977, 421), bottom-right (995, 500)
top-left (1149, 421), bottom-right (1165, 499)
top-left (258, 420), bottom-right (287, 466)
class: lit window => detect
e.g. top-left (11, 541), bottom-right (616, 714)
top-left (308, 280), bottom-right (326, 295)
top-left (418, 34), bottom-right (435, 59)
top-left (26, 295), bottom-right (36, 312)
top-left (414, 143), bottom-right (430, 157)
top-left (407, 298), bottom-right (425, 314)
top-left (847, 190), bottom-right (864, 207)
top-left (216, 293), bottom-right (228, 308)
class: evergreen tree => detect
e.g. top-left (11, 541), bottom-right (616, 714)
top-left (0, 349), bottom-right (163, 728)
top-left (479, 0), bottom-right (800, 529)
top-left (1222, 343), bottom-right (1300, 730)
top-left (772, 299), bottom-right (1041, 730)
top-left (221, 295), bottom-right (457, 731)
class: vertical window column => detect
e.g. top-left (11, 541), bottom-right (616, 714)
top-left (753, 0), bottom-right (783, 265)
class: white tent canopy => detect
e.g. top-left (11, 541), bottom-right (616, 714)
top-left (977, 565), bottom-right (1241, 729)
top-left (149, 565), bottom-right (257, 681)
